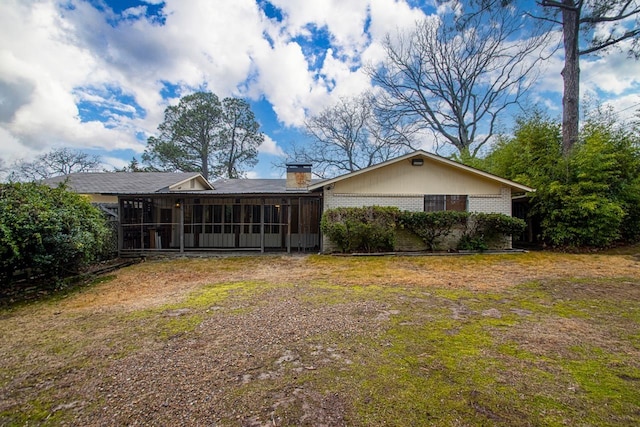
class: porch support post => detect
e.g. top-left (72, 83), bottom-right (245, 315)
top-left (298, 197), bottom-right (303, 253)
top-left (117, 197), bottom-right (123, 256)
top-left (179, 201), bottom-right (184, 253)
top-left (260, 198), bottom-right (265, 253)
top-left (287, 198), bottom-right (291, 254)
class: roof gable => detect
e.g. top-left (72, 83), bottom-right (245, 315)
top-left (168, 175), bottom-right (214, 191)
top-left (307, 150), bottom-right (534, 193)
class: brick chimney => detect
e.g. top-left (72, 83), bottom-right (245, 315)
top-left (286, 163), bottom-right (312, 190)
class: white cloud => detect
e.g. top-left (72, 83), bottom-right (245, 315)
top-left (0, 0), bottom-right (637, 177)
top-left (102, 156), bottom-right (130, 171)
top-left (267, 0), bottom-right (370, 56)
top-left (360, 0), bottom-right (428, 67)
top-left (259, 134), bottom-right (286, 157)
top-left (251, 40), bottom-right (325, 126)
top-left (0, 127), bottom-right (38, 164)
top-left (582, 46), bottom-right (640, 96)
top-left (367, 0), bottom-right (427, 40)
top-left (600, 93), bottom-right (640, 122)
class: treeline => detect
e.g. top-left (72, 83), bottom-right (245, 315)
top-left (474, 108), bottom-right (640, 248)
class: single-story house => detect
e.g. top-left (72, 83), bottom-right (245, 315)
top-left (44, 150), bottom-right (533, 254)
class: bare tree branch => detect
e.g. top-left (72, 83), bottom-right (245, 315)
top-left (9, 148), bottom-right (102, 182)
top-left (367, 6), bottom-right (554, 160)
top-left (283, 93), bottom-right (417, 178)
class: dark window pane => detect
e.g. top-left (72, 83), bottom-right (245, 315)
top-left (424, 195), bottom-right (445, 212)
top-left (446, 195), bottom-right (467, 212)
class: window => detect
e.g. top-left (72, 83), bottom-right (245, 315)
top-left (424, 195), bottom-right (467, 212)
top-left (424, 195), bottom-right (445, 212)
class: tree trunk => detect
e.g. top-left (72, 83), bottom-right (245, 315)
top-left (201, 150), bottom-right (209, 181)
top-left (561, 0), bottom-right (580, 156)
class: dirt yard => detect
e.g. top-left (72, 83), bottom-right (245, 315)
top-left (1, 251), bottom-right (639, 426)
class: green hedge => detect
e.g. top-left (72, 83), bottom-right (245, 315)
top-left (321, 207), bottom-right (525, 253)
top-left (399, 211), bottom-right (469, 251)
top-left (320, 206), bottom-right (400, 253)
top-left (458, 213), bottom-right (526, 251)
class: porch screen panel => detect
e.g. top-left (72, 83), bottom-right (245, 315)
top-left (263, 199), bottom-right (287, 248)
top-left (121, 197), bottom-right (176, 250)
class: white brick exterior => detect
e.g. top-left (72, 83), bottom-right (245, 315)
top-left (321, 187), bottom-right (515, 252)
top-left (324, 187), bottom-right (512, 216)
top-left (468, 187), bottom-right (512, 215)
top-left (312, 151), bottom-right (533, 252)
top-left (324, 192), bottom-right (424, 212)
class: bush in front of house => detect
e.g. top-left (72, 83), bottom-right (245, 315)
top-left (0, 182), bottom-right (110, 286)
top-left (322, 207), bottom-right (525, 253)
top-left (321, 206), bottom-right (400, 253)
top-left (458, 213), bottom-right (526, 251)
top-left (399, 211), bottom-right (470, 251)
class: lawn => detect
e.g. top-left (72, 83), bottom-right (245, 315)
top-left (0, 250), bottom-right (639, 426)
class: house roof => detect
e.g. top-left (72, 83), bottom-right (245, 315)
top-left (42, 151), bottom-right (533, 196)
top-left (43, 172), bottom-right (213, 194)
top-left (307, 150), bottom-right (535, 193)
top-left (210, 179), bottom-right (322, 194)
top-left (43, 172), bottom-right (320, 195)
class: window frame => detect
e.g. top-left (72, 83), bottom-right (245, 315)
top-left (424, 195), bottom-right (468, 212)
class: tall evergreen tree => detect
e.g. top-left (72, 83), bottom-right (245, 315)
top-left (143, 92), bottom-right (263, 180)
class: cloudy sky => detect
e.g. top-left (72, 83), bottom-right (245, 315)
top-left (1, 0), bottom-right (639, 178)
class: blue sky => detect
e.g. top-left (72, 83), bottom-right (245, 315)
top-left (1, 0), bottom-right (639, 178)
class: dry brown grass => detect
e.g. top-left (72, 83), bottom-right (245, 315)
top-left (51, 251), bottom-right (640, 314)
top-left (1, 250), bottom-right (639, 426)
top-left (63, 253), bottom-right (640, 310)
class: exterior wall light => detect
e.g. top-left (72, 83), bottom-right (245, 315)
top-left (411, 158), bottom-right (424, 166)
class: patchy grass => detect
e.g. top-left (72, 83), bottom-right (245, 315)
top-left (1, 251), bottom-right (639, 425)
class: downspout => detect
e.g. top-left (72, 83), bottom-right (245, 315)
top-left (298, 197), bottom-right (303, 252)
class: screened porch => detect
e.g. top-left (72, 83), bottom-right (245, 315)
top-left (119, 196), bottom-right (321, 253)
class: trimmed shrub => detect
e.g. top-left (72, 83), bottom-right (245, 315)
top-left (399, 211), bottom-right (469, 251)
top-left (322, 208), bottom-right (524, 253)
top-left (321, 206), bottom-right (400, 253)
top-left (458, 213), bottom-right (526, 251)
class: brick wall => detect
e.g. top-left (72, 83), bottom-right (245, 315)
top-left (324, 192), bottom-right (424, 212)
top-left (468, 187), bottom-right (511, 215)
top-left (321, 187), bottom-right (514, 252)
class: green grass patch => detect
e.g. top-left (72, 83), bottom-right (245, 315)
top-left (264, 279), bottom-right (640, 426)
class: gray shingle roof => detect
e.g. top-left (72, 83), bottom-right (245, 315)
top-left (43, 172), bottom-right (202, 194)
top-left (210, 179), bottom-right (323, 194)
top-left (43, 173), bottom-right (324, 195)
